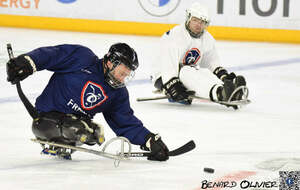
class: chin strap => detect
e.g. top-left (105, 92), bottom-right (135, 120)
top-left (103, 55), bottom-right (109, 74)
top-left (103, 57), bottom-right (125, 89)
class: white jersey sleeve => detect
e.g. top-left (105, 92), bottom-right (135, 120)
top-left (155, 23), bottom-right (222, 84)
top-left (159, 25), bottom-right (186, 84)
top-left (200, 34), bottom-right (221, 72)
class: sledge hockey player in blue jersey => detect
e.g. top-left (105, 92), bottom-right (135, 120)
top-left (6, 43), bottom-right (169, 161)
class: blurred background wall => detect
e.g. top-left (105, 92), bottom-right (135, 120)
top-left (0, 0), bottom-right (299, 43)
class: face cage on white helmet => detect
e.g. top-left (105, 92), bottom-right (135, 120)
top-left (105, 60), bottom-right (135, 89)
top-left (185, 10), bottom-right (210, 38)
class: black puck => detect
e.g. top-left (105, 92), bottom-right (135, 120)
top-left (204, 167), bottom-right (214, 173)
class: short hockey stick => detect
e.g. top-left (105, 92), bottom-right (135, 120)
top-left (136, 89), bottom-right (251, 107)
top-left (137, 95), bottom-right (211, 103)
top-left (125, 140), bottom-right (196, 157)
top-left (7, 44), bottom-right (39, 119)
top-left (136, 95), bottom-right (168, 102)
top-left (32, 138), bottom-right (195, 159)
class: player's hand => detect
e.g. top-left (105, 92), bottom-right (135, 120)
top-left (7, 55), bottom-right (34, 84)
top-left (225, 73), bottom-right (247, 89)
top-left (223, 72), bottom-right (236, 81)
top-left (141, 133), bottom-right (169, 161)
top-left (163, 77), bottom-right (195, 104)
top-left (213, 66), bottom-right (248, 85)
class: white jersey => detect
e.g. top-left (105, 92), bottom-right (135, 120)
top-left (153, 23), bottom-right (221, 84)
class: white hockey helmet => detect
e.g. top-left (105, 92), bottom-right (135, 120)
top-left (185, 2), bottom-right (210, 38)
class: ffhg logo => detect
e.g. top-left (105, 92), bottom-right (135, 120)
top-left (183, 48), bottom-right (201, 67)
top-left (138, 0), bottom-right (181, 17)
top-left (81, 81), bottom-right (108, 110)
top-left (57, 0), bottom-right (76, 4)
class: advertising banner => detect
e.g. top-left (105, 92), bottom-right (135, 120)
top-left (0, 0), bottom-right (299, 43)
top-left (0, 0), bottom-right (299, 30)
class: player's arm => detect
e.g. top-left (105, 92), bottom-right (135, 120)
top-left (160, 31), bottom-right (195, 104)
top-left (203, 40), bottom-right (246, 84)
top-left (159, 30), bottom-right (183, 84)
top-left (103, 89), bottom-right (169, 161)
top-left (7, 44), bottom-right (95, 84)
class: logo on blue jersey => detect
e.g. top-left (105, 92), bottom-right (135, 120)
top-left (81, 81), bottom-right (108, 110)
top-left (57, 0), bottom-right (76, 4)
top-left (138, 0), bottom-right (181, 17)
top-left (183, 48), bottom-right (201, 66)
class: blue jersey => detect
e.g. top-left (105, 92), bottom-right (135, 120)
top-left (27, 44), bottom-right (150, 145)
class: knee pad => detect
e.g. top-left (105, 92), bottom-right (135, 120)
top-left (32, 112), bottom-right (104, 145)
top-left (61, 115), bottom-right (101, 145)
top-left (90, 121), bottom-right (105, 145)
top-left (32, 117), bottom-right (62, 141)
top-left (61, 115), bottom-right (89, 143)
top-left (31, 113), bottom-right (83, 144)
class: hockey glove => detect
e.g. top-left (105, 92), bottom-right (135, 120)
top-left (213, 66), bottom-right (247, 85)
top-left (213, 67), bottom-right (237, 82)
top-left (141, 133), bottom-right (169, 161)
top-left (7, 54), bottom-right (35, 84)
top-left (163, 77), bottom-right (195, 104)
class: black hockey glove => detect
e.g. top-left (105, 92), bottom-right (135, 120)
top-left (213, 67), bottom-right (247, 86)
top-left (163, 77), bottom-right (195, 104)
top-left (7, 54), bottom-right (34, 84)
top-left (141, 133), bottom-right (169, 161)
top-left (213, 67), bottom-right (237, 82)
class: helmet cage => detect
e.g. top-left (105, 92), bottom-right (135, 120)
top-left (104, 54), bottom-right (135, 89)
top-left (185, 4), bottom-right (210, 38)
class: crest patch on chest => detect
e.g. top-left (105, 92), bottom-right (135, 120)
top-left (183, 48), bottom-right (201, 66)
top-left (81, 81), bottom-right (108, 110)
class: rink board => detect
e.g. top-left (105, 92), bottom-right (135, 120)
top-left (0, 0), bottom-right (299, 43)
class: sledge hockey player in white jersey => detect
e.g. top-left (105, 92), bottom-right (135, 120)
top-left (152, 2), bottom-right (248, 106)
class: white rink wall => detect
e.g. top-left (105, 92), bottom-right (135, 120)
top-left (0, 0), bottom-right (299, 43)
top-left (0, 0), bottom-right (299, 29)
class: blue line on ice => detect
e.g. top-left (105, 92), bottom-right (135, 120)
top-left (1, 57), bottom-right (299, 104)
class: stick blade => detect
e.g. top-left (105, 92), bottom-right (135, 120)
top-left (169, 140), bottom-right (196, 156)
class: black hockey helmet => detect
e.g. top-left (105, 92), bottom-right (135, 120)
top-left (105, 43), bottom-right (139, 71)
top-left (103, 43), bottom-right (139, 88)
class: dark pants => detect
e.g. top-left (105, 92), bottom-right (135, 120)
top-left (32, 112), bottom-right (96, 145)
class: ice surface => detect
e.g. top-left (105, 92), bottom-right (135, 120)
top-left (0, 27), bottom-right (300, 190)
